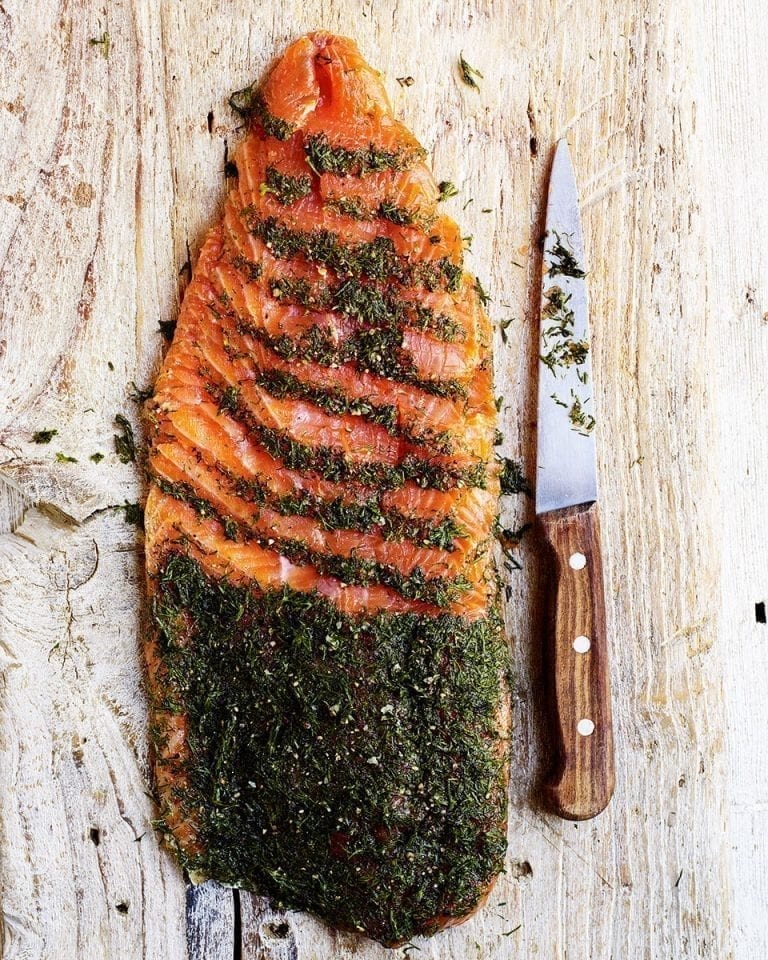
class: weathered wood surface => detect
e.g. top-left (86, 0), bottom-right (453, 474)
top-left (0, 0), bottom-right (754, 956)
top-left (697, 2), bottom-right (768, 958)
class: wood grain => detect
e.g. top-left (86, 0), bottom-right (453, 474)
top-left (186, 882), bottom-right (234, 960)
top-left (0, 0), bottom-right (743, 957)
top-left (240, 893), bottom-right (298, 960)
top-left (697, 2), bottom-right (768, 956)
top-left (538, 502), bottom-right (614, 821)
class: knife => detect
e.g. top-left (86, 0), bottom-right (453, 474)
top-left (536, 139), bottom-right (615, 821)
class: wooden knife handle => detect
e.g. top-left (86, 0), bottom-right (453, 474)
top-left (538, 501), bottom-right (615, 820)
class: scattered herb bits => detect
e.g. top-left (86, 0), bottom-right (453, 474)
top-left (458, 53), bottom-right (483, 91)
top-left (89, 31), bottom-right (111, 58)
top-left (32, 428), bottom-right (58, 444)
top-left (113, 414), bottom-right (136, 463)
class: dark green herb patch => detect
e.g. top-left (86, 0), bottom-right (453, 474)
top-left (325, 195), bottom-right (427, 228)
top-left (32, 428), bottom-right (58, 444)
top-left (231, 254), bottom-right (263, 283)
top-left (305, 133), bottom-right (425, 177)
top-left (278, 274), bottom-right (461, 344)
top-left (547, 232), bottom-right (586, 279)
top-left (113, 414), bottom-right (136, 463)
top-left (437, 181), bottom-right (459, 202)
top-left (228, 86), bottom-right (295, 141)
top-left (261, 166), bottom-right (312, 206)
top-left (249, 215), bottom-right (463, 291)
top-left (499, 457), bottom-right (531, 497)
top-left (151, 553), bottom-right (507, 945)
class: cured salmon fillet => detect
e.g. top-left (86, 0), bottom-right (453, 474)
top-left (145, 32), bottom-right (509, 946)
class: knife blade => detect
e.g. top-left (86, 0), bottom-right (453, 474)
top-left (536, 139), bottom-right (615, 820)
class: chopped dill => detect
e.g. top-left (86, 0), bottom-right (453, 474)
top-left (150, 552), bottom-right (508, 945)
top-left (89, 31), bottom-right (111, 58)
top-left (206, 380), bottom-right (480, 491)
top-left (325, 195), bottom-right (368, 219)
top-left (89, 452), bottom-right (104, 463)
top-left (228, 85), bottom-right (295, 140)
top-left (32, 428), bottom-right (57, 444)
top-left (217, 385), bottom-right (240, 415)
top-left (260, 166), bottom-right (312, 206)
top-left (458, 53), bottom-right (483, 91)
top-left (473, 277), bottom-right (491, 307)
top-left (249, 215), bottom-right (462, 292)
top-left (378, 200), bottom-right (416, 226)
top-left (55, 451), bottom-right (78, 464)
top-left (498, 316), bottom-right (514, 345)
top-left (231, 254), bottom-right (263, 282)
top-left (547, 232), bottom-right (586, 278)
top-left (113, 414), bottom-right (136, 463)
top-left (567, 396), bottom-right (596, 436)
top-left (129, 382), bottom-right (153, 403)
top-left (120, 501), bottom-right (143, 527)
top-left (305, 133), bottom-right (424, 177)
top-left (499, 457), bottom-right (531, 496)
top-left (437, 181), bottom-right (459, 202)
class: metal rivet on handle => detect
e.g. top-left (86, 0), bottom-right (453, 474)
top-left (577, 718), bottom-right (595, 736)
top-left (569, 552), bottom-right (587, 570)
top-left (573, 635), bottom-right (591, 653)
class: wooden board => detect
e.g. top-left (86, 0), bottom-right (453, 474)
top-left (0, 0), bottom-right (747, 956)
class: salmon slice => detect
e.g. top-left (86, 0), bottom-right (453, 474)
top-left (145, 32), bottom-right (508, 949)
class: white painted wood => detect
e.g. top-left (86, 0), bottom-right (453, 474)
top-left (186, 882), bottom-right (234, 960)
top-left (240, 894), bottom-right (298, 960)
top-left (696, 1), bottom-right (768, 957)
top-left (0, 0), bottom-right (749, 956)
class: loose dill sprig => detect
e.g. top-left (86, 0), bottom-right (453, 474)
top-left (88, 31), bottom-right (111, 58)
top-left (473, 277), bottom-right (491, 307)
top-left (499, 457), bottom-right (532, 496)
top-left (150, 552), bottom-right (508, 944)
top-left (437, 181), bottom-right (459, 202)
top-left (32, 428), bottom-right (57, 444)
top-left (458, 53), bottom-right (483, 91)
top-left (113, 414), bottom-right (136, 463)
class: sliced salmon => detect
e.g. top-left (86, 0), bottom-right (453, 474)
top-left (145, 32), bottom-right (508, 948)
